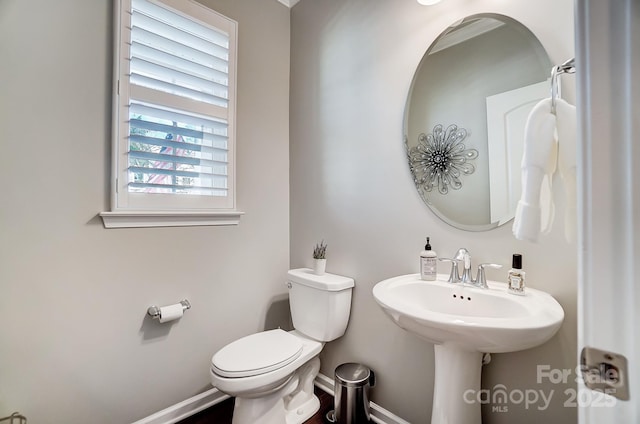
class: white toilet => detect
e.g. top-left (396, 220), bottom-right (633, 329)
top-left (210, 268), bottom-right (354, 424)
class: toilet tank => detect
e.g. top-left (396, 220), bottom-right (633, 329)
top-left (287, 268), bottom-right (354, 342)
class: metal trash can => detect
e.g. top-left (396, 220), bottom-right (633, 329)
top-left (327, 363), bottom-right (376, 423)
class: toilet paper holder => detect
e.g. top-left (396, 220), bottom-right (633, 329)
top-left (147, 299), bottom-right (191, 320)
top-left (0, 412), bottom-right (27, 424)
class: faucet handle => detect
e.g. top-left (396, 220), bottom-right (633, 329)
top-left (476, 263), bottom-right (503, 289)
top-left (439, 258), bottom-right (460, 283)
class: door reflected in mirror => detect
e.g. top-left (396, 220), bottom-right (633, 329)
top-left (404, 14), bottom-right (551, 231)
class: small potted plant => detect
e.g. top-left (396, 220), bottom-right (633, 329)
top-left (312, 240), bottom-right (327, 275)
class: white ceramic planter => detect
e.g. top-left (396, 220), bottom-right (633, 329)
top-left (312, 259), bottom-right (326, 275)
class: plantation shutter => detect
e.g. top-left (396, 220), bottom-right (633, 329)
top-left (117, 0), bottom-right (236, 209)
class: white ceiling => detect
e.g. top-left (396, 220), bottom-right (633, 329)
top-left (277, 0), bottom-right (300, 7)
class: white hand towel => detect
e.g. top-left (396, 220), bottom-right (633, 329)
top-left (555, 98), bottom-right (577, 243)
top-left (513, 98), bottom-right (558, 242)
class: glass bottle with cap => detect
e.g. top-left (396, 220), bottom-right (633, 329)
top-left (508, 253), bottom-right (526, 295)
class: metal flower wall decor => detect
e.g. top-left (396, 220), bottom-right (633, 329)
top-left (406, 124), bottom-right (479, 195)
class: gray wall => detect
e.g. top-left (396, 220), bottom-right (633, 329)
top-left (290, 0), bottom-right (577, 423)
top-left (0, 0), bottom-right (290, 423)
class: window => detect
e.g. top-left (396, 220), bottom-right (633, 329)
top-left (101, 0), bottom-right (241, 228)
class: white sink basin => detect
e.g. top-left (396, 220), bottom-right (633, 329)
top-left (373, 273), bottom-right (565, 424)
top-left (373, 273), bottom-right (564, 353)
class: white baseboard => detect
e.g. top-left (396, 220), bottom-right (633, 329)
top-left (314, 373), bottom-right (410, 424)
top-left (313, 371), bottom-right (335, 394)
top-left (132, 373), bottom-right (409, 424)
top-left (130, 388), bottom-right (230, 424)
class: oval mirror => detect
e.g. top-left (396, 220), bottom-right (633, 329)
top-left (404, 14), bottom-right (552, 231)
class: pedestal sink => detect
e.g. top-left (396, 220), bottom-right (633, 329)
top-left (373, 274), bottom-right (564, 424)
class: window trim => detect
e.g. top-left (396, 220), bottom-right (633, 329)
top-left (99, 210), bottom-right (244, 228)
top-left (101, 0), bottom-right (242, 228)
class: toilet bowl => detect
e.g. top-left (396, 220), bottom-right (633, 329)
top-left (210, 268), bottom-right (354, 424)
top-left (211, 329), bottom-right (323, 423)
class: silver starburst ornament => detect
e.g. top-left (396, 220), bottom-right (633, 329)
top-left (407, 124), bottom-right (479, 195)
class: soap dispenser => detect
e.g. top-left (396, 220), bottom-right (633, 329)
top-left (420, 237), bottom-right (437, 281)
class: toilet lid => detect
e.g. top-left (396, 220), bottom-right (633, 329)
top-left (212, 329), bottom-right (303, 378)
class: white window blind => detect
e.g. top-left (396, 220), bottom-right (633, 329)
top-left (114, 0), bottom-right (237, 212)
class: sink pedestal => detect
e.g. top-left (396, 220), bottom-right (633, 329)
top-left (431, 344), bottom-right (482, 424)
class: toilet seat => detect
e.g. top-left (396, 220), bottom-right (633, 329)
top-left (212, 329), bottom-right (303, 378)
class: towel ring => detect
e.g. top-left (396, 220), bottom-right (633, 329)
top-left (550, 66), bottom-right (561, 115)
top-left (550, 58), bottom-right (576, 115)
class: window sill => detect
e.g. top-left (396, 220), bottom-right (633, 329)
top-left (99, 210), bottom-right (244, 228)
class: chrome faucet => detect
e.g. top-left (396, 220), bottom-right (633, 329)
top-left (440, 248), bottom-right (502, 288)
top-left (455, 248), bottom-right (473, 284)
top-left (439, 248), bottom-right (472, 284)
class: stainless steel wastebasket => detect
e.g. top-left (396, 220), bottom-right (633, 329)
top-left (330, 363), bottom-right (375, 423)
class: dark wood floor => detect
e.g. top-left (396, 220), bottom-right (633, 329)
top-left (178, 387), bottom-right (333, 424)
